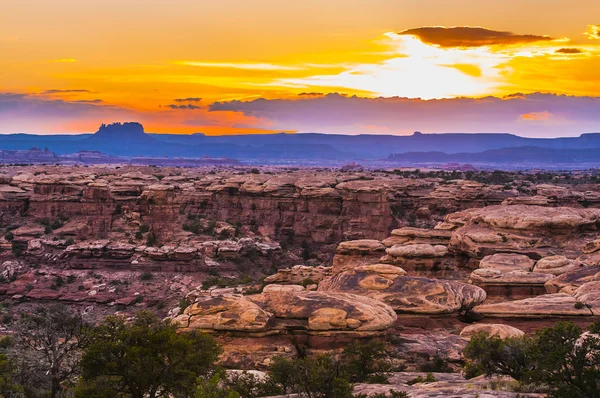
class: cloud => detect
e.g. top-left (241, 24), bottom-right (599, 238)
top-left (272, 32), bottom-right (506, 99)
top-left (174, 61), bottom-right (302, 71)
top-left (165, 104), bottom-right (202, 110)
top-left (209, 93), bottom-right (600, 137)
top-left (0, 92), bottom-right (131, 134)
top-left (555, 48), bottom-right (583, 54)
top-left (521, 111), bottom-right (551, 121)
top-left (398, 26), bottom-right (553, 48)
top-left (51, 58), bottom-right (77, 63)
top-left (174, 97), bottom-right (202, 102)
top-left (586, 25), bottom-right (600, 40)
top-left (42, 89), bottom-right (91, 94)
top-left (73, 99), bottom-right (103, 103)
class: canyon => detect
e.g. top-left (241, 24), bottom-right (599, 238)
top-left (2, 164), bottom-right (600, 396)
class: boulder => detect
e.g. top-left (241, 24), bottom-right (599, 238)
top-left (248, 291), bottom-right (397, 332)
top-left (262, 284), bottom-right (305, 293)
top-left (470, 269), bottom-right (553, 286)
top-left (473, 293), bottom-right (593, 317)
top-left (386, 244), bottom-right (448, 258)
top-left (175, 296), bottom-right (274, 332)
top-left (545, 266), bottom-right (600, 293)
top-left (319, 272), bottom-right (486, 315)
top-left (460, 324), bottom-right (525, 340)
top-left (573, 281), bottom-right (600, 315)
top-left (479, 254), bottom-right (534, 272)
top-left (533, 255), bottom-right (581, 275)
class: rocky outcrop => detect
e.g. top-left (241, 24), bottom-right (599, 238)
top-left (175, 296), bottom-right (274, 332)
top-left (533, 255), bottom-right (581, 275)
top-left (176, 291), bottom-right (397, 335)
top-left (319, 271), bottom-right (486, 315)
top-left (473, 293), bottom-right (593, 318)
top-left (460, 323), bottom-right (525, 340)
top-left (263, 265), bottom-right (331, 285)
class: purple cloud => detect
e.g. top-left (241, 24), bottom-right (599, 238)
top-left (209, 93), bottom-right (600, 137)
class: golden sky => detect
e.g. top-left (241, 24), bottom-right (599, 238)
top-left (1, 0), bottom-right (600, 136)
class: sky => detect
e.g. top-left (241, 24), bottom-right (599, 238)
top-left (1, 0), bottom-right (600, 137)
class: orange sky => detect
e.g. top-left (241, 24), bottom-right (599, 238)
top-left (1, 0), bottom-right (600, 135)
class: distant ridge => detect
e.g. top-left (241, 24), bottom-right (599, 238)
top-left (387, 146), bottom-right (600, 164)
top-left (2, 123), bottom-right (600, 165)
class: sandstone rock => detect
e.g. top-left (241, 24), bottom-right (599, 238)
top-left (12, 225), bottom-right (45, 237)
top-left (545, 266), bottom-right (600, 293)
top-left (576, 252), bottom-right (600, 266)
top-left (479, 254), bottom-right (535, 272)
top-left (386, 244), bottom-right (448, 258)
top-left (263, 265), bottom-right (331, 285)
top-left (447, 205), bottom-right (600, 231)
top-left (262, 284), bottom-right (305, 293)
top-left (105, 242), bottom-right (136, 259)
top-left (533, 255), bottom-right (581, 275)
top-left (583, 239), bottom-right (600, 254)
top-left (319, 272), bottom-right (486, 315)
top-left (248, 291), bottom-right (397, 332)
top-left (175, 296), bottom-right (274, 332)
top-left (573, 281), bottom-right (600, 315)
top-left (385, 227), bottom-right (452, 246)
top-left (336, 239), bottom-right (385, 255)
top-left (470, 269), bottom-right (553, 286)
top-left (473, 293), bottom-right (593, 317)
top-left (460, 324), bottom-right (525, 340)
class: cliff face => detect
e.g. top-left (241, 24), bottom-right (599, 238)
top-left (2, 167), bottom-right (600, 253)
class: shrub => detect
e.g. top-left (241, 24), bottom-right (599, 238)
top-left (146, 233), bottom-right (157, 247)
top-left (4, 232), bottom-right (14, 241)
top-left (463, 321), bottom-right (600, 397)
top-left (301, 278), bottom-right (316, 288)
top-left (342, 339), bottom-right (390, 383)
top-left (419, 354), bottom-right (452, 373)
top-left (139, 271), bottom-right (153, 281)
top-left (79, 311), bottom-right (221, 398)
top-left (407, 373), bottom-right (436, 385)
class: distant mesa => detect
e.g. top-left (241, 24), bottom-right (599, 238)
top-left (87, 122), bottom-right (155, 144)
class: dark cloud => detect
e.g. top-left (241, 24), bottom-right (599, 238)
top-left (42, 89), bottom-right (92, 94)
top-left (73, 99), bottom-right (103, 103)
top-left (298, 92), bottom-right (324, 96)
top-left (165, 104), bottom-right (202, 110)
top-left (174, 97), bottom-right (202, 102)
top-left (556, 48), bottom-right (583, 54)
top-left (209, 93), bottom-right (600, 137)
top-left (398, 26), bottom-right (553, 47)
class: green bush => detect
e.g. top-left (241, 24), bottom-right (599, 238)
top-left (342, 340), bottom-right (390, 383)
top-left (463, 321), bottom-right (600, 397)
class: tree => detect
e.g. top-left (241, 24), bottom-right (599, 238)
top-left (79, 310), bottom-right (221, 398)
top-left (268, 356), bottom-right (296, 394)
top-left (529, 322), bottom-right (600, 398)
top-left (11, 304), bottom-right (91, 398)
top-left (463, 332), bottom-right (532, 381)
top-left (280, 354), bottom-right (353, 398)
top-left (463, 321), bottom-right (600, 398)
top-left (195, 370), bottom-right (240, 398)
top-left (341, 340), bottom-right (390, 382)
top-left (0, 337), bottom-right (24, 397)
